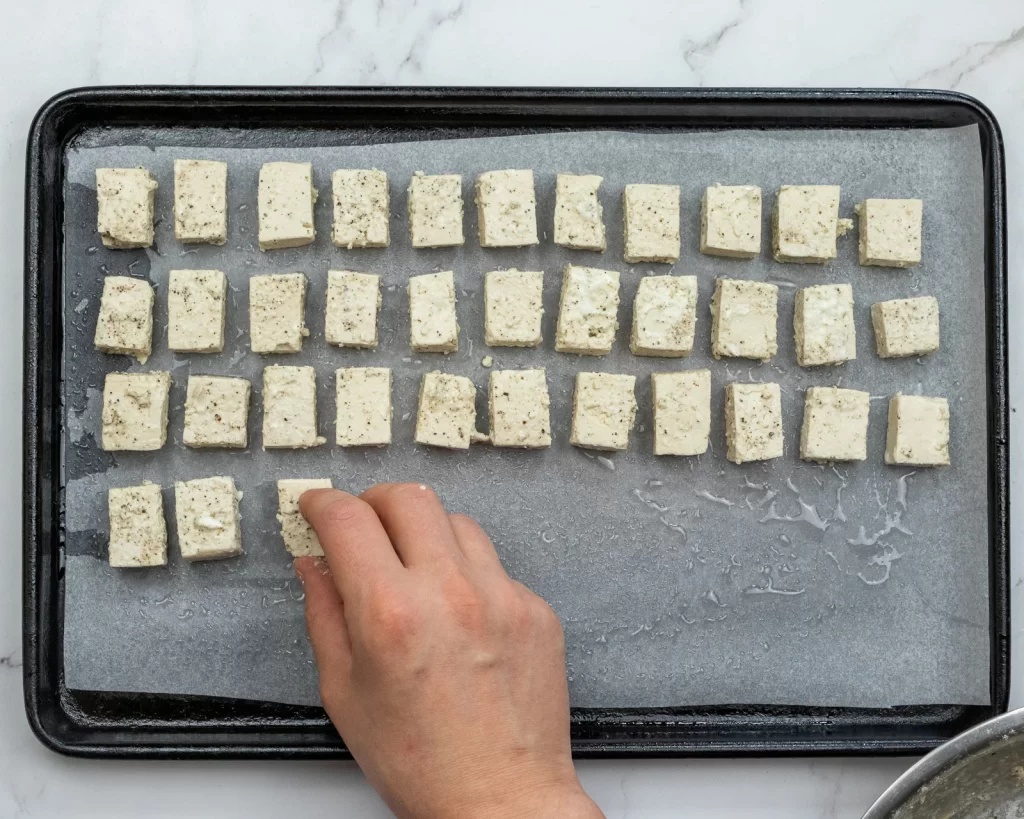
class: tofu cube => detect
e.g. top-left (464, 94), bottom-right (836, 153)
top-left (101, 371), bottom-right (171, 451)
top-left (484, 269), bottom-right (544, 347)
top-left (258, 162), bottom-right (316, 250)
top-left (108, 482), bottom-right (167, 568)
top-left (336, 367), bottom-right (392, 447)
top-left (183, 375), bottom-right (251, 449)
top-left (724, 383), bottom-right (783, 464)
top-left (856, 198), bottom-right (923, 267)
top-left (174, 476), bottom-right (243, 562)
top-left (794, 283), bottom-right (857, 367)
top-left (711, 278), bottom-right (779, 361)
top-left (408, 173), bottom-right (464, 248)
top-left (570, 372), bottom-right (637, 452)
top-left (700, 185), bottom-right (762, 258)
top-left (94, 276), bottom-right (154, 363)
top-left (173, 159), bottom-right (227, 245)
top-left (651, 370), bottom-right (711, 456)
top-left (167, 269), bottom-right (227, 353)
top-left (773, 185), bottom-right (841, 263)
top-left (475, 169), bottom-right (539, 247)
top-left (871, 296), bottom-right (940, 358)
top-left (630, 275), bottom-right (698, 358)
top-left (262, 365), bottom-right (324, 449)
top-left (885, 393), bottom-right (950, 466)
top-left (554, 173), bottom-right (606, 251)
top-left (325, 270), bottom-right (381, 348)
top-left (409, 270), bottom-right (458, 353)
top-left (489, 369), bottom-right (551, 449)
top-left (331, 169), bottom-right (390, 248)
top-left (96, 167), bottom-right (158, 249)
top-left (623, 184), bottom-right (680, 263)
top-left (800, 386), bottom-right (870, 463)
top-left (249, 273), bottom-right (308, 353)
top-left (276, 479), bottom-right (332, 558)
top-left (555, 265), bottom-right (621, 355)
top-left (415, 372), bottom-right (477, 450)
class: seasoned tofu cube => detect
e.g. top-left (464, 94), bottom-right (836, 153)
top-left (623, 183), bottom-right (680, 263)
top-left (856, 198), bottom-right (923, 267)
top-left (409, 270), bottom-right (458, 353)
top-left (885, 393), bottom-right (950, 466)
top-left (173, 159), bottom-right (227, 245)
top-left (555, 265), bottom-right (621, 355)
top-left (262, 365), bottom-right (324, 449)
top-left (101, 371), bottom-right (171, 451)
top-left (554, 173), bottom-right (606, 251)
top-left (700, 185), bottom-right (761, 258)
top-left (651, 370), bottom-right (711, 456)
top-left (408, 173), bottom-right (464, 248)
top-left (475, 169), bottom-right (539, 247)
top-left (258, 162), bottom-right (316, 250)
top-left (331, 169), bottom-right (390, 248)
top-left (570, 372), bottom-right (637, 452)
top-left (96, 167), bottom-right (158, 249)
top-left (94, 276), bottom-right (154, 363)
top-left (794, 284), bottom-right (856, 367)
top-left (183, 375), bottom-right (251, 449)
top-left (630, 275), bottom-right (698, 358)
top-left (724, 382), bottom-right (783, 464)
top-left (711, 278), bottom-right (779, 362)
top-left (276, 479), bottom-right (332, 558)
top-left (773, 185), bottom-right (842, 263)
top-left (167, 269), bottom-right (227, 353)
top-left (800, 386), bottom-right (870, 462)
top-left (484, 269), bottom-right (544, 347)
top-left (415, 372), bottom-right (478, 450)
top-left (108, 482), bottom-right (167, 568)
top-left (249, 273), bottom-right (308, 353)
top-left (489, 369), bottom-right (551, 449)
top-left (325, 270), bottom-right (381, 349)
top-left (336, 367), bottom-right (392, 447)
top-left (174, 476), bottom-right (243, 562)
top-left (871, 296), bottom-right (940, 358)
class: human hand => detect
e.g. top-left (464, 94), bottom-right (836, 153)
top-left (296, 484), bottom-right (603, 819)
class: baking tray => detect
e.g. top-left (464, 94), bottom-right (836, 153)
top-left (23, 87), bottom-right (1009, 758)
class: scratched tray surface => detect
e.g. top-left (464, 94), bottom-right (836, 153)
top-left (62, 126), bottom-right (989, 710)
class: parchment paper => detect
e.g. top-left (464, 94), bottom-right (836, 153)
top-left (62, 125), bottom-right (990, 708)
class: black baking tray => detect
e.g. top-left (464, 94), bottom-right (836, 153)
top-left (23, 87), bottom-right (1009, 758)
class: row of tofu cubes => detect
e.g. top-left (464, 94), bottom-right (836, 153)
top-left (96, 163), bottom-right (923, 266)
top-left (95, 268), bottom-right (940, 365)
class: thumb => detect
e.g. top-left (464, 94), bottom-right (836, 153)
top-left (295, 557), bottom-right (352, 709)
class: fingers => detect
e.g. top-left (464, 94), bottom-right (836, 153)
top-left (295, 558), bottom-right (352, 704)
top-left (449, 514), bottom-right (507, 576)
top-left (360, 483), bottom-right (463, 569)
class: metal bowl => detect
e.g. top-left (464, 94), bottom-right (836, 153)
top-left (862, 706), bottom-right (1024, 818)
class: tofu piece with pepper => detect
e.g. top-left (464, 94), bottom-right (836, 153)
top-left (331, 169), bottom-right (390, 248)
top-left (257, 162), bottom-right (316, 250)
top-left (554, 173), bottom-right (606, 251)
top-left (94, 276), bottom-right (154, 363)
top-left (623, 183), bottom-right (680, 263)
top-left (871, 296), bottom-right (940, 358)
top-left (651, 370), bottom-right (711, 456)
top-left (630, 275), bottom-right (698, 358)
top-left (101, 371), bottom-right (171, 451)
top-left (856, 198), bottom-right (923, 267)
top-left (570, 372), bottom-right (637, 452)
top-left (183, 375), bottom-right (251, 449)
top-left (409, 270), bottom-right (458, 353)
top-left (484, 269), bottom-right (544, 347)
top-left (415, 372), bottom-right (477, 450)
top-left (96, 167), bottom-right (158, 249)
top-left (555, 265), bottom-right (621, 355)
top-left (773, 185), bottom-right (842, 263)
top-left (489, 369), bottom-right (551, 449)
top-left (174, 476), bottom-right (243, 562)
top-left (700, 185), bottom-right (761, 258)
top-left (794, 283), bottom-right (857, 367)
top-left (262, 365), bottom-right (324, 449)
top-left (249, 273), bottom-right (308, 353)
top-left (475, 169), bottom-right (539, 247)
top-left (276, 479), bottom-right (332, 558)
top-left (885, 393), bottom-right (950, 466)
top-left (325, 270), bottom-right (381, 348)
top-left (335, 367), bottom-right (392, 447)
top-left (173, 159), bottom-right (227, 244)
top-left (800, 386), bottom-right (870, 463)
top-left (724, 382), bottom-right (783, 464)
top-left (167, 269), bottom-right (227, 353)
top-left (107, 482), bottom-right (167, 568)
top-left (711, 278), bottom-right (779, 362)
top-left (408, 173), bottom-right (464, 248)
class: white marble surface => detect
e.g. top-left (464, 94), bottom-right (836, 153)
top-left (1, 0), bottom-right (1022, 816)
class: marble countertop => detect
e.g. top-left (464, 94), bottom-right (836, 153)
top-left (2, 0), bottom-right (1021, 816)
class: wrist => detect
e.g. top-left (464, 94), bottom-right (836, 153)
top-left (474, 780), bottom-right (603, 819)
